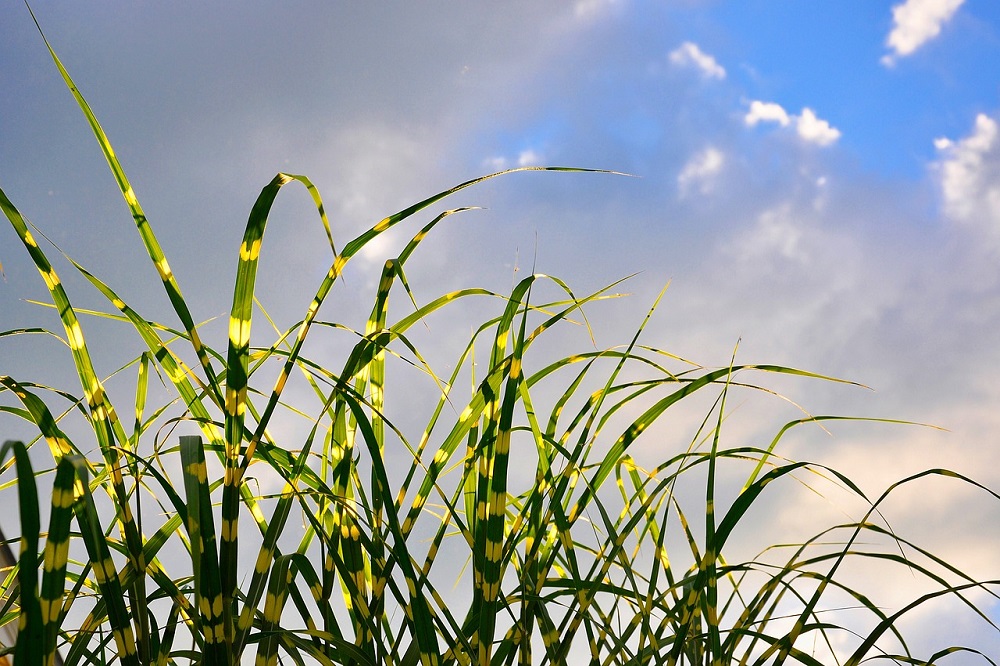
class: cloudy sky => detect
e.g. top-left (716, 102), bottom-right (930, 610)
top-left (3, 0), bottom-right (1000, 658)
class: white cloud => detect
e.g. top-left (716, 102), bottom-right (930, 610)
top-left (881, 0), bottom-right (965, 66)
top-left (668, 41), bottom-right (726, 80)
top-left (935, 113), bottom-right (1000, 227)
top-left (484, 156), bottom-right (509, 171)
top-left (738, 203), bottom-right (807, 262)
top-left (484, 148), bottom-right (545, 171)
top-left (677, 146), bottom-right (724, 196)
top-left (574, 0), bottom-right (622, 21)
top-left (745, 101), bottom-right (840, 146)
top-left (517, 149), bottom-right (543, 166)
top-left (795, 107), bottom-right (841, 146)
top-left (745, 100), bottom-right (791, 127)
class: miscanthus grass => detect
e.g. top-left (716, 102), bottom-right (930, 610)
top-left (2, 13), bottom-right (999, 666)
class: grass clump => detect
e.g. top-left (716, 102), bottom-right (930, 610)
top-left (2, 14), bottom-right (999, 666)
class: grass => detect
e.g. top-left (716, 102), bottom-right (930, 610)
top-left (1, 11), bottom-right (999, 666)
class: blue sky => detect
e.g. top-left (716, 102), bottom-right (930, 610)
top-left (3, 1), bottom-right (1000, 659)
top-left (705, 0), bottom-right (1000, 176)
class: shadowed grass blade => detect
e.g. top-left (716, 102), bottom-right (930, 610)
top-left (68, 456), bottom-right (141, 666)
top-left (0, 441), bottom-right (42, 666)
top-left (180, 435), bottom-right (231, 665)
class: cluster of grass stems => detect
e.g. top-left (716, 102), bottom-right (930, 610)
top-left (2, 15), bottom-right (999, 666)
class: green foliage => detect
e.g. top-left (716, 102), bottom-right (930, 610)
top-left (2, 13), bottom-right (999, 666)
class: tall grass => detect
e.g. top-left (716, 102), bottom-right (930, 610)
top-left (2, 13), bottom-right (999, 666)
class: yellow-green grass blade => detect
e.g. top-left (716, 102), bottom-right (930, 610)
top-left (271, 630), bottom-right (376, 666)
top-left (0, 190), bottom-right (130, 462)
top-left (179, 435), bottom-right (231, 664)
top-left (725, 465), bottom-right (868, 664)
top-left (671, 452), bottom-right (832, 659)
top-left (254, 553), bottom-right (295, 666)
top-left (741, 414), bottom-right (944, 493)
top-left (249, 553), bottom-right (343, 666)
top-left (390, 208), bottom-right (478, 329)
top-left (38, 456), bottom-right (77, 665)
top-left (353, 261), bottom-right (395, 651)
top-left (130, 353), bottom-right (150, 449)
top-left (342, 212), bottom-right (495, 656)
top-left (322, 400), bottom-right (371, 645)
top-left (61, 258), bottom-right (226, 457)
top-left (0, 366), bottom-right (170, 473)
top-left (715, 529), bottom-right (846, 660)
top-left (557, 483), bottom-right (649, 658)
top-left (246, 168), bottom-right (619, 472)
top-left (233, 422), bottom-right (318, 658)
top-left (68, 456), bottom-right (140, 666)
top-left (14, 301), bottom-right (225, 408)
top-left (566, 363), bottom-right (858, 531)
top-left (0, 441), bottom-right (43, 666)
top-left (566, 282), bottom-right (667, 461)
top-left (699, 362), bottom-right (737, 663)
top-left (546, 464), bottom-right (689, 659)
top-left (338, 396), bottom-right (441, 666)
top-left (260, 455), bottom-right (385, 660)
top-left (507, 383), bottom-right (550, 664)
top-left (843, 580), bottom-right (998, 664)
top-left (61, 256), bottom-right (239, 655)
top-left (275, 555), bottom-right (333, 657)
top-left (721, 521), bottom-right (875, 659)
top-left (878, 647), bottom-right (998, 666)
top-left (215, 174), bottom-right (384, 650)
top-left (27, 9), bottom-right (223, 403)
top-left (398, 278), bottom-right (621, 550)
top-left (0, 549), bottom-right (18, 656)
top-left (732, 566), bottom-right (895, 662)
top-left (587, 477), bottom-right (671, 642)
top-left (785, 468), bottom-right (1000, 666)
top-left (0, 190), bottom-right (152, 657)
top-left (483, 302), bottom-right (675, 651)
top-left (63, 520), bottom-right (195, 666)
top-left (223, 174), bottom-right (337, 616)
top-left (154, 603), bottom-right (182, 666)
top-left (0, 377), bottom-right (76, 463)
top-left (225, 174), bottom-right (289, 617)
top-left (339, 166), bottom-right (622, 270)
top-left (472, 277), bottom-right (539, 664)
top-left (855, 522), bottom-right (1000, 622)
top-left (312, 286), bottom-right (614, 534)
top-left (64, 248), bottom-right (240, 651)
top-left (0, 327), bottom-right (69, 347)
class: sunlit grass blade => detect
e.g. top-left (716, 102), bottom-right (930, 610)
top-left (26, 7), bottom-right (223, 402)
top-left (255, 553), bottom-right (295, 666)
top-left (68, 456), bottom-right (141, 666)
top-left (38, 456), bottom-right (78, 665)
top-left (0, 190), bottom-right (129, 461)
top-left (233, 422), bottom-right (319, 658)
top-left (340, 395), bottom-right (441, 665)
top-left (0, 189), bottom-right (153, 659)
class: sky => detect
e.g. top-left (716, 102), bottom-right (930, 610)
top-left (2, 0), bottom-right (1000, 660)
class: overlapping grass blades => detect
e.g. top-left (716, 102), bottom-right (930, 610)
top-left (2, 12), bottom-right (999, 666)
